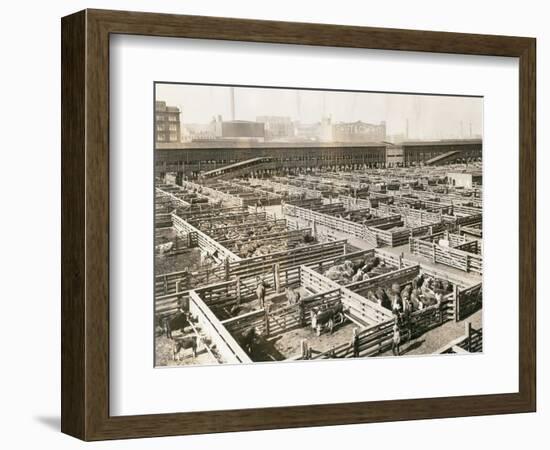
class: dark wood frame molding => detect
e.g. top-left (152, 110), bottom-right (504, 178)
top-left (61, 9), bottom-right (536, 441)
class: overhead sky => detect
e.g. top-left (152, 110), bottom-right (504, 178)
top-left (156, 83), bottom-right (483, 140)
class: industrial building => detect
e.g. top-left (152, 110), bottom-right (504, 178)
top-left (256, 116), bottom-right (294, 140)
top-left (213, 116), bottom-right (265, 142)
top-left (155, 101), bottom-right (181, 144)
top-left (320, 117), bottom-right (386, 143)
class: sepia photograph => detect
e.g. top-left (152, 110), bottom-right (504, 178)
top-left (154, 83), bottom-right (483, 367)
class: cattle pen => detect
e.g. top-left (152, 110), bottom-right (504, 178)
top-left (155, 162), bottom-right (483, 367)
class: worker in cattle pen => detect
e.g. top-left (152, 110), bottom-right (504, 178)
top-left (401, 293), bottom-right (413, 336)
top-left (392, 321), bottom-right (401, 356)
top-left (256, 276), bottom-right (268, 308)
top-left (257, 198), bottom-right (264, 213)
top-left (391, 293), bottom-right (402, 317)
top-left (402, 292), bottom-right (412, 320)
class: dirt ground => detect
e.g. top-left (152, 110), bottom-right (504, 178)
top-left (252, 320), bottom-right (358, 361)
top-left (155, 327), bottom-right (221, 367)
top-left (155, 227), bottom-right (204, 275)
top-left (379, 308), bottom-right (483, 357)
top-left (155, 227), bottom-right (178, 246)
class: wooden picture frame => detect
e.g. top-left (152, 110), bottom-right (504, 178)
top-left (61, 9), bottom-right (536, 441)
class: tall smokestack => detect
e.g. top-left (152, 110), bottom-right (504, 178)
top-left (296, 91), bottom-right (301, 123)
top-left (230, 87), bottom-right (235, 121)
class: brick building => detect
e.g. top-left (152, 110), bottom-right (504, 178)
top-left (155, 101), bottom-right (181, 144)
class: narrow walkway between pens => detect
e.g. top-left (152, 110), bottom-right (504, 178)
top-left (380, 309), bottom-right (482, 357)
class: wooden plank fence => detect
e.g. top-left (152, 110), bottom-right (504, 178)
top-left (409, 235), bottom-right (483, 275)
top-left (179, 179), bottom-right (244, 206)
top-left (188, 290), bottom-right (252, 364)
top-left (155, 187), bottom-right (191, 209)
top-left (172, 213), bottom-right (241, 262)
top-left (155, 241), bottom-right (348, 314)
top-left (300, 265), bottom-right (393, 326)
top-left (222, 289), bottom-right (341, 339)
top-left (456, 282), bottom-right (482, 321)
top-left (284, 203), bottom-right (366, 239)
top-left (284, 202), bottom-right (402, 247)
top-left (338, 195), bottom-right (372, 210)
top-left (308, 303), bottom-right (448, 360)
top-left (437, 322), bottom-right (483, 353)
top-left (366, 211), bottom-right (447, 247)
top-left (345, 265), bottom-right (420, 297)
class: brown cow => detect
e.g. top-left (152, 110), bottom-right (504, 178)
top-left (172, 335), bottom-right (198, 361)
top-left (236, 327), bottom-right (257, 354)
top-left (311, 302), bottom-right (345, 336)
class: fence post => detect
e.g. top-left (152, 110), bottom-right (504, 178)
top-left (454, 285), bottom-right (460, 322)
top-left (273, 263), bottom-right (281, 293)
top-left (432, 243), bottom-right (437, 263)
top-left (312, 219), bottom-right (318, 240)
top-left (236, 276), bottom-right (241, 305)
top-left (299, 301), bottom-right (306, 327)
top-left (352, 328), bottom-right (359, 357)
top-left (301, 339), bottom-right (309, 360)
top-left (224, 257), bottom-right (230, 280)
top-left (264, 304), bottom-right (271, 337)
top-left (466, 322), bottom-right (472, 352)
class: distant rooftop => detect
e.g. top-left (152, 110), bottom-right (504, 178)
top-left (156, 141), bottom-right (387, 150)
top-left (400, 138), bottom-right (482, 146)
top-left (156, 138), bottom-right (482, 150)
top-left (155, 100), bottom-right (180, 113)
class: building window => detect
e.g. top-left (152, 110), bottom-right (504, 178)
top-left (157, 133), bottom-right (165, 141)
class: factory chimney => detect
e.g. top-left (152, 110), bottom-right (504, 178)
top-left (230, 87), bottom-right (235, 121)
top-left (296, 91), bottom-right (301, 123)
